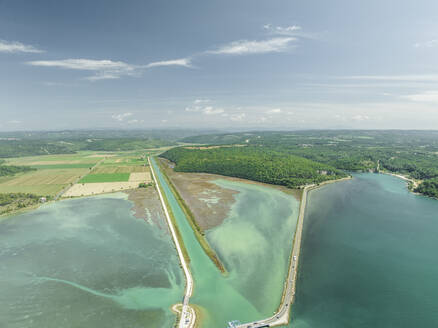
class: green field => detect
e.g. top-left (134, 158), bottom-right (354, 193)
top-left (79, 173), bottom-right (130, 183)
top-left (30, 164), bottom-right (95, 169)
top-left (93, 166), bottom-right (149, 174)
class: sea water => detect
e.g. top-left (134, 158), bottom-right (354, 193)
top-left (291, 173), bottom-right (438, 327)
top-left (0, 193), bottom-right (183, 328)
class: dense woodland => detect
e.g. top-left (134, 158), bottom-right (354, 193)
top-left (180, 130), bottom-right (438, 198)
top-left (415, 179), bottom-right (438, 198)
top-left (161, 147), bottom-right (347, 188)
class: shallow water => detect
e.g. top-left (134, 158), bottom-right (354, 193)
top-left (151, 159), bottom-right (300, 327)
top-left (0, 193), bottom-right (183, 328)
top-left (291, 173), bottom-right (438, 327)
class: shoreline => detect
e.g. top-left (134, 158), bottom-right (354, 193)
top-left (380, 171), bottom-right (420, 189)
top-left (236, 175), bottom-right (352, 328)
top-left (156, 158), bottom-right (227, 274)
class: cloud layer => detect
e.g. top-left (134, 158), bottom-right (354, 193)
top-left (0, 40), bottom-right (44, 53)
top-left (208, 37), bottom-right (296, 55)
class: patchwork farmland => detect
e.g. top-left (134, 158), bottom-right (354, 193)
top-left (0, 150), bottom-right (155, 198)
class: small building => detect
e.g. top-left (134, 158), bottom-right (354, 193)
top-left (39, 197), bottom-right (47, 203)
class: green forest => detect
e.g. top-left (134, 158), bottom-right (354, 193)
top-left (178, 130), bottom-right (438, 198)
top-left (160, 146), bottom-right (347, 188)
top-left (415, 179), bottom-right (438, 198)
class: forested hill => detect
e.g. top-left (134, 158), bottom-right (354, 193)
top-left (178, 130), bottom-right (438, 198)
top-left (160, 146), bottom-right (348, 188)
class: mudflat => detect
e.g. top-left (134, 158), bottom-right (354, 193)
top-left (159, 158), bottom-right (301, 230)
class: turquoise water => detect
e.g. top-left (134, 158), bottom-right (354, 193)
top-left (151, 158), bottom-right (300, 327)
top-left (291, 173), bottom-right (438, 327)
top-left (0, 193), bottom-right (183, 328)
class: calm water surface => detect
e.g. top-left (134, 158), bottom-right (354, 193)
top-left (0, 193), bottom-right (183, 328)
top-left (291, 173), bottom-right (438, 327)
top-left (151, 158), bottom-right (300, 328)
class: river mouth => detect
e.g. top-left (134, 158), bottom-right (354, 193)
top-left (291, 173), bottom-right (438, 328)
top-left (0, 192), bottom-right (184, 328)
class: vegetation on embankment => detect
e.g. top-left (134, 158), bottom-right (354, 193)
top-left (415, 178), bottom-right (438, 199)
top-left (156, 158), bottom-right (227, 274)
top-left (160, 146), bottom-right (347, 189)
top-left (0, 193), bottom-right (50, 216)
top-left (151, 165), bottom-right (191, 265)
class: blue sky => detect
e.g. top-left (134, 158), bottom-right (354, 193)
top-left (1, 0), bottom-right (438, 131)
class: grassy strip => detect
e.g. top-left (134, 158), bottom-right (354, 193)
top-left (157, 158), bottom-right (227, 274)
top-left (152, 164), bottom-right (191, 265)
top-left (79, 173), bottom-right (130, 183)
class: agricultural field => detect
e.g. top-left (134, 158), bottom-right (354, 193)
top-left (4, 152), bottom-right (102, 168)
top-left (79, 173), bottom-right (130, 183)
top-left (92, 166), bottom-right (149, 174)
top-left (63, 172), bottom-right (152, 197)
top-left (0, 149), bottom-right (158, 200)
top-left (0, 168), bottom-right (89, 196)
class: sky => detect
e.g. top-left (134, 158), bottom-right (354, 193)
top-left (1, 0), bottom-right (438, 131)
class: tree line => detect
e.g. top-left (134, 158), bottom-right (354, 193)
top-left (160, 146), bottom-right (347, 188)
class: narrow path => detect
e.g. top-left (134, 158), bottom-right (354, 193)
top-left (148, 157), bottom-right (196, 328)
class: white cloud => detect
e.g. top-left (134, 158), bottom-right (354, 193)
top-left (264, 24), bottom-right (302, 35)
top-left (111, 112), bottom-right (133, 121)
top-left (146, 58), bottom-right (192, 68)
top-left (208, 37), bottom-right (296, 55)
top-left (230, 113), bottom-right (246, 121)
top-left (27, 57), bottom-right (192, 80)
top-left (185, 106), bottom-right (201, 112)
top-left (0, 40), bottom-right (44, 53)
top-left (266, 108), bottom-right (282, 114)
top-left (7, 120), bottom-right (21, 124)
top-left (414, 39), bottom-right (438, 48)
top-left (185, 105), bottom-right (224, 115)
top-left (403, 91), bottom-right (438, 102)
top-left (203, 106), bottom-right (224, 115)
top-left (194, 98), bottom-right (210, 104)
top-left (28, 59), bottom-right (137, 80)
top-left (28, 59), bottom-right (133, 71)
top-left (352, 114), bottom-right (370, 121)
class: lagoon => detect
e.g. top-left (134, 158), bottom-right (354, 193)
top-left (151, 158), bottom-right (300, 328)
